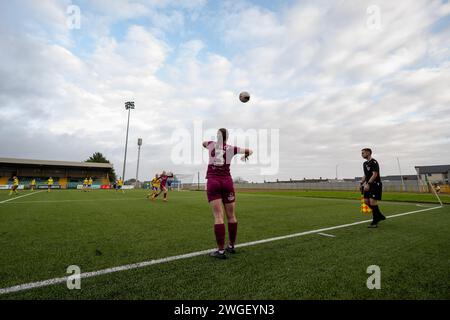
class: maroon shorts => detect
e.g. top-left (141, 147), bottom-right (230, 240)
top-left (206, 176), bottom-right (235, 203)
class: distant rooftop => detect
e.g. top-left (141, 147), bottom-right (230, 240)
top-left (0, 157), bottom-right (113, 169)
top-left (415, 165), bottom-right (450, 174)
top-left (381, 175), bottom-right (418, 181)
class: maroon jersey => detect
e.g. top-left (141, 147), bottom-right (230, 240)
top-left (159, 174), bottom-right (173, 187)
top-left (206, 141), bottom-right (240, 178)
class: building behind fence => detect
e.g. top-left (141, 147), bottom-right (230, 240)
top-left (184, 180), bottom-right (432, 193)
top-left (184, 164), bottom-right (450, 194)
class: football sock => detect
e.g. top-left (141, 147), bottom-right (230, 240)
top-left (369, 205), bottom-right (382, 221)
top-left (214, 224), bottom-right (225, 251)
top-left (163, 193), bottom-right (167, 199)
top-left (367, 204), bottom-right (376, 222)
top-left (228, 222), bottom-right (238, 247)
top-left (373, 206), bottom-right (384, 219)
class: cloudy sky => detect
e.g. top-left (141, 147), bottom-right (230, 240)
top-left (0, 0), bottom-right (449, 183)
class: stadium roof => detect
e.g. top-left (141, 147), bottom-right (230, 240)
top-left (414, 165), bottom-right (450, 174)
top-left (382, 175), bottom-right (418, 181)
top-left (0, 157), bottom-right (113, 169)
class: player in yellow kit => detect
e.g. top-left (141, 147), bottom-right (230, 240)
top-left (47, 177), bottom-right (54, 192)
top-left (116, 178), bottom-right (124, 193)
top-left (147, 174), bottom-right (161, 199)
top-left (30, 179), bottom-right (36, 191)
top-left (82, 178), bottom-right (89, 192)
top-left (9, 176), bottom-right (19, 196)
top-left (88, 177), bottom-right (93, 192)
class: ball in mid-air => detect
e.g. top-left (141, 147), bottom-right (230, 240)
top-left (239, 91), bottom-right (250, 103)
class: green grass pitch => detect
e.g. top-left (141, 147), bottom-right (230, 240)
top-left (0, 189), bottom-right (449, 300)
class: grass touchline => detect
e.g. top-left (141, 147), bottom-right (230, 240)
top-left (0, 190), bottom-right (45, 204)
top-left (0, 204), bottom-right (442, 296)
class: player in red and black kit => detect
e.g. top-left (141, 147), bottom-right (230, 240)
top-left (203, 128), bottom-right (253, 259)
top-left (361, 148), bottom-right (386, 228)
top-left (151, 170), bottom-right (174, 202)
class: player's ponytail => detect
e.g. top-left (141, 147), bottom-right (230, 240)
top-left (217, 128), bottom-right (228, 145)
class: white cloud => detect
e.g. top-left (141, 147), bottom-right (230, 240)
top-left (90, 25), bottom-right (169, 76)
top-left (0, 0), bottom-right (449, 182)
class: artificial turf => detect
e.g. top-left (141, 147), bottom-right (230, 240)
top-left (0, 189), bottom-right (448, 299)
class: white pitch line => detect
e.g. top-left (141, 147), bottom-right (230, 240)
top-left (0, 204), bottom-right (443, 296)
top-left (0, 191), bottom-right (46, 204)
top-left (1, 198), bottom-right (146, 204)
top-left (416, 204), bottom-right (434, 208)
top-left (240, 193), bottom-right (443, 207)
top-left (317, 232), bottom-right (336, 238)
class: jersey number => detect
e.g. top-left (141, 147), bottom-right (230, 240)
top-left (213, 146), bottom-right (225, 166)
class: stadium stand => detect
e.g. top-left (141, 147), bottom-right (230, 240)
top-left (0, 157), bottom-right (114, 189)
top-left (0, 176), bottom-right (8, 185)
top-left (59, 177), bottom-right (68, 189)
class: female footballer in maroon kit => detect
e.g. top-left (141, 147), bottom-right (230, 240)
top-left (203, 128), bottom-right (253, 259)
top-left (151, 170), bottom-right (173, 202)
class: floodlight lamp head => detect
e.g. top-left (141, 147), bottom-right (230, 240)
top-left (125, 101), bottom-right (135, 110)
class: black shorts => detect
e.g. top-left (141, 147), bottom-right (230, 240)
top-left (363, 182), bottom-right (382, 200)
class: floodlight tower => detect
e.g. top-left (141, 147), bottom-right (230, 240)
top-left (135, 138), bottom-right (142, 188)
top-left (122, 101), bottom-right (135, 183)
